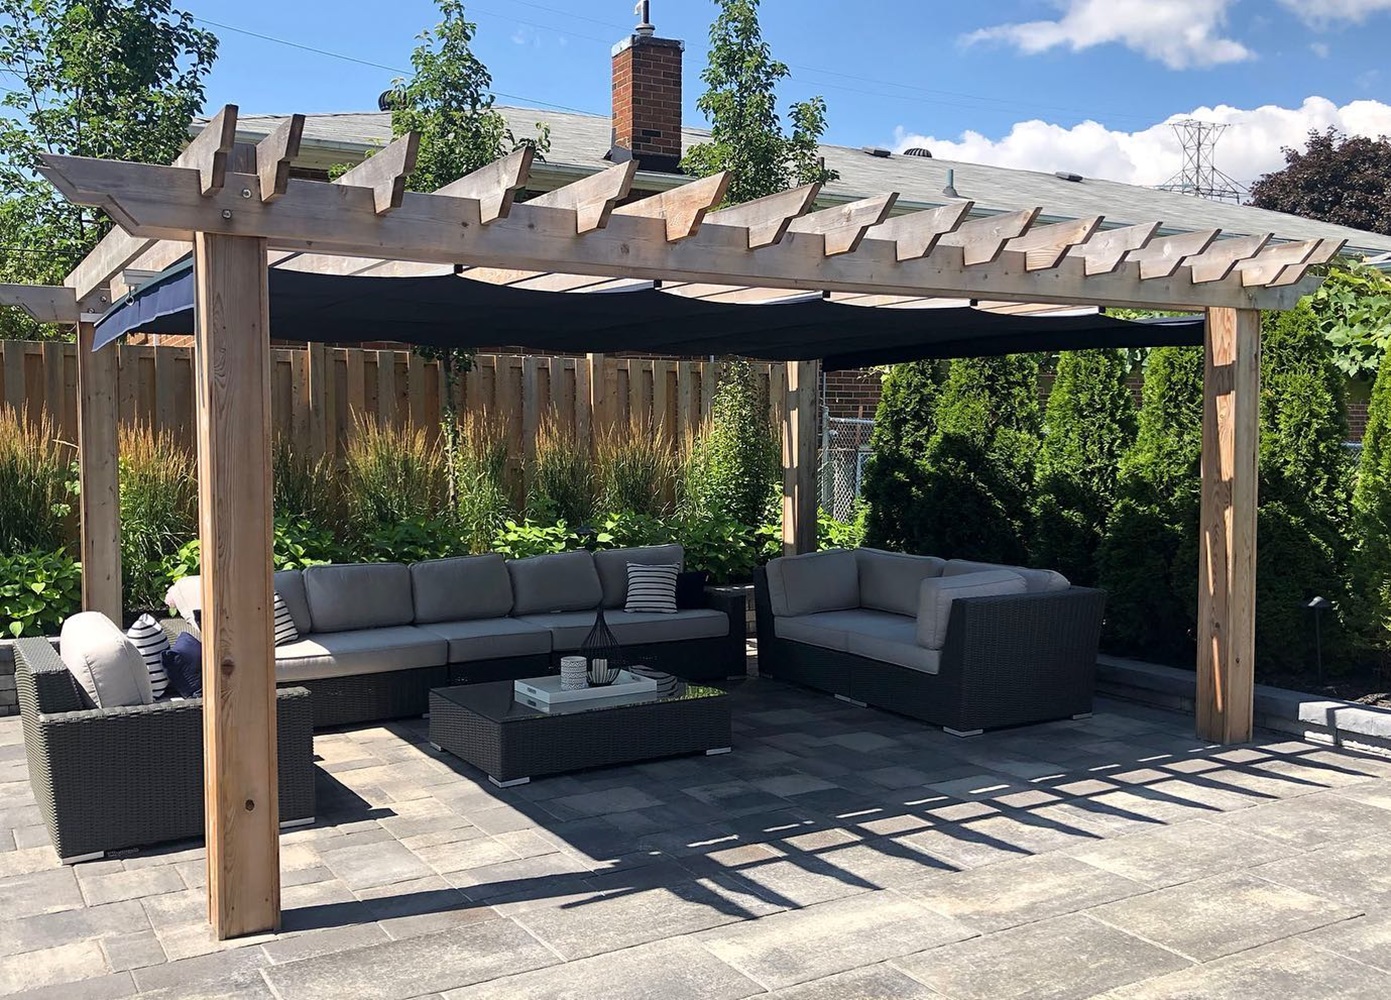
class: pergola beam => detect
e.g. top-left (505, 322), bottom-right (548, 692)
top-left (435, 146), bottom-right (535, 224)
top-left (526, 160), bottom-right (636, 234)
top-left (787, 193), bottom-right (899, 256)
top-left (706, 183), bottom-right (821, 249)
top-left (0, 283), bottom-right (79, 324)
top-left (76, 321), bottom-right (122, 623)
top-left (613, 170), bottom-right (730, 242)
top-left (255, 115), bottom-right (305, 203)
top-left (336, 133), bottom-right (420, 215)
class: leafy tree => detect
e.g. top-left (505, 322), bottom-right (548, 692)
top-left (1031, 350), bottom-right (1137, 585)
top-left (682, 0), bottom-right (837, 203)
top-left (1306, 260), bottom-right (1391, 379)
top-left (1249, 128), bottom-right (1391, 236)
top-left (862, 361), bottom-right (943, 550)
top-left (385, 0), bottom-right (549, 509)
top-left (0, 0), bottom-right (217, 336)
top-left (683, 358), bottom-right (780, 528)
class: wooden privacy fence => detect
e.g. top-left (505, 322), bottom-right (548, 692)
top-left (0, 340), bottom-right (786, 460)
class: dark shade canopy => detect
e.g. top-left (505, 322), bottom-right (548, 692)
top-left (97, 264), bottom-right (1203, 369)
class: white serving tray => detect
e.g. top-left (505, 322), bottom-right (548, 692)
top-left (514, 670), bottom-right (658, 707)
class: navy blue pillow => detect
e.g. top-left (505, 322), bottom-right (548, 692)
top-left (675, 570), bottom-right (709, 609)
top-left (162, 632), bottom-right (203, 698)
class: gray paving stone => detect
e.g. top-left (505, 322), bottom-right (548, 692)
top-left (260, 921), bottom-right (392, 964)
top-left (515, 876), bottom-right (783, 960)
top-left (442, 936), bottom-right (761, 999)
top-left (1299, 911), bottom-right (1391, 973)
top-left (1066, 818), bottom-right (1299, 888)
top-left (1089, 871), bottom-right (1360, 962)
top-left (1251, 835), bottom-right (1391, 909)
top-left (0, 899), bottom-right (148, 959)
top-left (448, 851), bottom-right (592, 903)
top-left (680, 780), bottom-right (789, 818)
top-left (0, 867), bottom-right (85, 920)
top-left (0, 939), bottom-right (109, 994)
top-left (262, 920), bottom-right (559, 1000)
top-left (356, 875), bottom-right (498, 939)
top-left (0, 845), bottom-right (57, 878)
top-left (697, 891), bottom-right (976, 989)
top-left (1094, 938), bottom-right (1390, 999)
top-left (894, 912), bottom-right (1191, 1000)
top-left (900, 853), bottom-right (1147, 931)
top-left (1211, 790), bottom-right (1391, 848)
top-left (99, 929), bottom-right (166, 972)
top-left (763, 964), bottom-right (944, 999)
top-left (548, 785), bottom-right (665, 817)
top-left (77, 864), bottom-right (185, 906)
top-left (411, 835), bottom-right (520, 875)
top-left (6, 970), bottom-right (136, 999)
top-left (130, 942), bottom-right (271, 995)
top-left (321, 840), bottom-right (435, 890)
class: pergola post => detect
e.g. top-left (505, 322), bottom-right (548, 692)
top-left (1196, 307), bottom-right (1260, 744)
top-left (782, 359), bottom-right (820, 556)
top-left (76, 321), bottom-right (122, 621)
top-left (193, 232), bottom-right (280, 938)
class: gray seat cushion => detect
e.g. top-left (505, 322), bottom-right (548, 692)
top-left (918, 570), bottom-right (1027, 649)
top-left (942, 559), bottom-right (1070, 594)
top-left (765, 548), bottom-right (860, 617)
top-left (508, 551), bottom-right (603, 615)
top-left (856, 549), bottom-right (946, 617)
top-left (303, 563), bottom-right (415, 633)
top-left (417, 618), bottom-right (552, 663)
top-left (411, 554), bottom-right (513, 623)
top-left (776, 608), bottom-right (942, 674)
top-left (274, 625), bottom-right (447, 683)
top-left (60, 612), bottom-right (154, 708)
top-left (594, 544), bottom-right (684, 609)
top-left (515, 608), bottom-right (728, 650)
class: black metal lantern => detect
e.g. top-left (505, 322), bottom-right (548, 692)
top-left (582, 606), bottom-right (626, 686)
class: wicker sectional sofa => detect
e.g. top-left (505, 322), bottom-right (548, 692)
top-left (755, 548), bottom-right (1106, 735)
top-left (172, 545), bottom-right (747, 728)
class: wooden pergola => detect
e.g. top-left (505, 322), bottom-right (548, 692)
top-left (0, 105), bottom-right (1346, 938)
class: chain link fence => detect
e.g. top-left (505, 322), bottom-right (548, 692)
top-left (819, 415), bottom-right (874, 521)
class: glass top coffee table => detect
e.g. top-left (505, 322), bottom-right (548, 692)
top-left (428, 678), bottom-right (732, 787)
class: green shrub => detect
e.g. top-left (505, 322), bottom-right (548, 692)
top-left (341, 417), bottom-right (449, 537)
top-left (454, 412), bottom-right (514, 553)
top-left (674, 512), bottom-right (764, 585)
top-left (119, 424), bottom-right (198, 612)
top-left (0, 406), bottom-right (73, 553)
top-left (598, 511), bottom-right (677, 548)
top-left (908, 432), bottom-right (1030, 563)
top-left (1256, 501), bottom-right (1345, 673)
top-left (1031, 350), bottom-right (1137, 585)
top-left (360, 517), bottom-right (471, 564)
top-left (491, 520), bottom-right (585, 559)
top-left (1096, 497), bottom-right (1193, 662)
top-left (162, 515), bottom-right (350, 588)
top-left (682, 359), bottom-right (780, 527)
top-left (596, 422), bottom-right (679, 517)
top-left (528, 420), bottom-right (596, 527)
top-left (1118, 346), bottom-right (1204, 507)
top-left (820, 502), bottom-right (866, 550)
top-left (1352, 347), bottom-right (1391, 650)
top-left (862, 361), bottom-right (943, 550)
top-left (274, 437), bottom-right (345, 532)
top-left (0, 548), bottom-right (82, 637)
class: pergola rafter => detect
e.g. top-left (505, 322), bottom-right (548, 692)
top-left (1, 104), bottom-right (1362, 943)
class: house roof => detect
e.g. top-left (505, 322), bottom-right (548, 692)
top-left (217, 107), bottom-right (1391, 257)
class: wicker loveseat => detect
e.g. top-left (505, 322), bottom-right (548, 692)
top-left (754, 548), bottom-right (1106, 735)
top-left (14, 635), bottom-right (315, 863)
top-left (170, 546), bottom-right (746, 729)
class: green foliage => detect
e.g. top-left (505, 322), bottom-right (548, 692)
top-left (681, 0), bottom-right (837, 203)
top-left (1030, 350), bottom-right (1137, 585)
top-left (340, 417), bottom-right (450, 539)
top-left (862, 361), bottom-right (943, 550)
top-left (273, 437), bottom-right (344, 532)
top-left (491, 520), bottom-right (584, 559)
top-left (596, 422), bottom-right (679, 517)
top-left (0, 548), bottom-right (81, 637)
top-left (819, 505), bottom-right (866, 550)
top-left (1352, 348), bottom-right (1391, 649)
top-left (1249, 128), bottom-right (1391, 237)
top-left (528, 420), bottom-right (596, 527)
top-left (682, 359), bottom-right (780, 527)
top-left (118, 424), bottom-right (197, 611)
top-left (1096, 498), bottom-right (1193, 662)
top-left (673, 513), bottom-right (767, 585)
top-left (1307, 261), bottom-right (1391, 379)
top-left (0, 0), bottom-right (217, 321)
top-left (360, 517), bottom-right (470, 564)
top-left (0, 406), bottom-right (73, 553)
top-left (272, 515), bottom-right (344, 570)
top-left (453, 412), bottom-right (514, 553)
top-left (1256, 501), bottom-right (1345, 673)
top-left (1119, 346), bottom-right (1205, 506)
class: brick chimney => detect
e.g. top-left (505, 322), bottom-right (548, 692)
top-left (610, 4), bottom-right (683, 173)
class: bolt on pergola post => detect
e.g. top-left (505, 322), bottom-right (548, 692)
top-left (25, 104), bottom-right (1348, 936)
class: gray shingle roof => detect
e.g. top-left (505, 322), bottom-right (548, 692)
top-left (223, 107), bottom-right (1391, 256)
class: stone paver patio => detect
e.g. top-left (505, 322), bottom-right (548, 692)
top-left (3, 674), bottom-right (1391, 999)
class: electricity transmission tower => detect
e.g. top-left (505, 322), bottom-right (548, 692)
top-left (1158, 119), bottom-right (1245, 204)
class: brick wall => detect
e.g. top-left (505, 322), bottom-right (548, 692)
top-left (611, 34), bottom-right (683, 168)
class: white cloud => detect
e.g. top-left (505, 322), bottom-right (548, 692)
top-left (963, 0), bottom-right (1253, 70)
top-left (1311, 41), bottom-right (1331, 57)
top-left (1279, 0), bottom-right (1391, 26)
top-left (891, 97), bottom-right (1391, 188)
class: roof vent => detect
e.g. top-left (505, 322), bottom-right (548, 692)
top-left (862, 146), bottom-right (892, 158)
top-left (1055, 171), bottom-right (1084, 182)
top-left (943, 168), bottom-right (960, 199)
top-left (903, 147), bottom-right (932, 158)
top-left (377, 89), bottom-right (398, 112)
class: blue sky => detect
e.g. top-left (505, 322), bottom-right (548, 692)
top-left (184, 0), bottom-right (1391, 187)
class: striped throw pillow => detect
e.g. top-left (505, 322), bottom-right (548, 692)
top-left (126, 613), bottom-right (170, 699)
top-left (273, 592), bottom-right (301, 646)
top-left (624, 563), bottom-right (679, 614)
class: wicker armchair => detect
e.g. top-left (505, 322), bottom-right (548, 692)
top-left (754, 566), bottom-right (1105, 734)
top-left (15, 637), bottom-right (316, 863)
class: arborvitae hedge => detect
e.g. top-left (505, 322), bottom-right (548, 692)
top-left (1030, 349), bottom-right (1137, 585)
top-left (682, 358), bottom-right (780, 527)
top-left (1352, 348), bottom-right (1391, 650)
top-left (862, 361), bottom-right (943, 550)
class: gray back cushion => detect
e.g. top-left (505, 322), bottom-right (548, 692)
top-left (857, 549), bottom-right (946, 617)
top-left (303, 563), bottom-right (414, 633)
top-left (411, 554), bottom-right (513, 623)
top-left (765, 548), bottom-right (860, 617)
top-left (594, 545), bottom-right (684, 609)
top-left (60, 612), bottom-right (153, 708)
top-left (274, 570), bottom-right (312, 636)
top-left (917, 570), bottom-right (1027, 649)
top-left (508, 551), bottom-right (602, 615)
top-left (943, 559), bottom-right (1070, 594)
